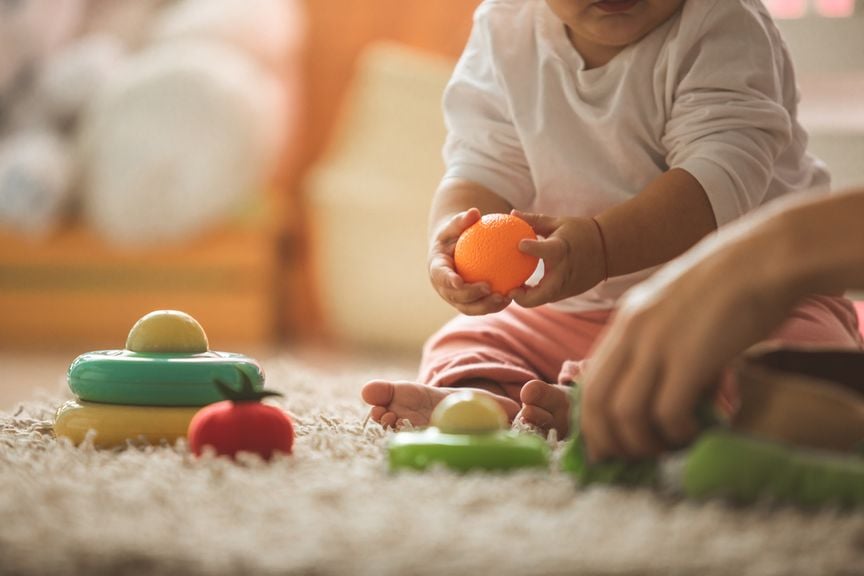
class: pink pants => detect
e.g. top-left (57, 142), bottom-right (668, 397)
top-left (419, 295), bottom-right (864, 392)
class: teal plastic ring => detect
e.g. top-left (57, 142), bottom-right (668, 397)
top-left (68, 350), bottom-right (265, 407)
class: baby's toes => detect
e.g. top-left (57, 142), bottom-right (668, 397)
top-left (380, 411), bottom-right (399, 429)
top-left (520, 380), bottom-right (560, 411)
top-left (361, 380), bottom-right (396, 407)
top-left (519, 404), bottom-right (555, 430)
top-left (369, 405), bottom-right (388, 423)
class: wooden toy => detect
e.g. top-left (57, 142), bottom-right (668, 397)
top-left (388, 391), bottom-right (549, 472)
top-left (53, 309), bottom-right (264, 447)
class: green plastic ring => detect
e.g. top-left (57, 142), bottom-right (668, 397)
top-left (388, 428), bottom-right (550, 472)
top-left (67, 350), bottom-right (265, 407)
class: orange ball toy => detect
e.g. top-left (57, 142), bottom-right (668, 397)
top-left (454, 213), bottom-right (539, 295)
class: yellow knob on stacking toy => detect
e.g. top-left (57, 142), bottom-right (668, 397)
top-left (430, 391), bottom-right (508, 434)
top-left (125, 310), bottom-right (209, 353)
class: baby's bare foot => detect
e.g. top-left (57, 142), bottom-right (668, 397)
top-left (361, 380), bottom-right (448, 428)
top-left (361, 380), bottom-right (520, 429)
top-left (519, 380), bottom-right (573, 436)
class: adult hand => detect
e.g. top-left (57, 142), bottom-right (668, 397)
top-left (428, 207), bottom-right (512, 315)
top-left (580, 226), bottom-right (796, 461)
top-left (508, 211), bottom-right (605, 308)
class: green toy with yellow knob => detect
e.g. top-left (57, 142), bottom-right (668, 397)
top-left (54, 310), bottom-right (265, 448)
top-left (388, 391), bottom-right (550, 472)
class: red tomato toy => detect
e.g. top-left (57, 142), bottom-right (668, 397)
top-left (188, 370), bottom-right (294, 460)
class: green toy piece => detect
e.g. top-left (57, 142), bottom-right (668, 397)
top-left (388, 391), bottom-right (551, 472)
top-left (389, 427), bottom-right (550, 472)
top-left (559, 385), bottom-right (661, 486)
top-left (560, 431), bottom-right (658, 486)
top-left (561, 378), bottom-right (864, 508)
top-left (683, 430), bottom-right (864, 508)
top-left (67, 350), bottom-right (265, 407)
top-left (562, 427), bottom-right (864, 507)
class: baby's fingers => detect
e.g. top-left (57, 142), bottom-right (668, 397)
top-left (429, 253), bottom-right (463, 288)
top-left (519, 237), bottom-right (567, 263)
top-left (438, 207), bottom-right (482, 246)
top-left (511, 210), bottom-right (560, 237)
top-left (433, 270), bottom-right (465, 294)
top-left (446, 282), bottom-right (491, 304)
top-left (511, 277), bottom-right (560, 308)
top-left (457, 293), bottom-right (511, 316)
top-left (439, 281), bottom-right (509, 315)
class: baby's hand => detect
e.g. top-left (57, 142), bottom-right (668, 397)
top-left (428, 208), bottom-right (512, 315)
top-left (508, 211), bottom-right (605, 308)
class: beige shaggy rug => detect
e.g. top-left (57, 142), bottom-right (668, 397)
top-left (1, 352), bottom-right (863, 576)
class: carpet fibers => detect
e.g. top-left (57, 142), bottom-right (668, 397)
top-left (1, 354), bottom-right (863, 576)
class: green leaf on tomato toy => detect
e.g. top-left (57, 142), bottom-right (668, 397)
top-left (214, 368), bottom-right (283, 403)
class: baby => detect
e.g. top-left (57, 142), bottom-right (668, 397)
top-left (362, 0), bottom-right (862, 438)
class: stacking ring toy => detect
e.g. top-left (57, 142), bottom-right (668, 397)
top-left (389, 428), bottom-right (550, 472)
top-left (54, 309), bottom-right (268, 448)
top-left (68, 350), bottom-right (264, 406)
top-left (54, 400), bottom-right (199, 448)
top-left (388, 392), bottom-right (550, 472)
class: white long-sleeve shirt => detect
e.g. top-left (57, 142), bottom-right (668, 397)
top-left (443, 0), bottom-right (829, 312)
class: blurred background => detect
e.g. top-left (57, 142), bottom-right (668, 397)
top-left (0, 0), bottom-right (861, 365)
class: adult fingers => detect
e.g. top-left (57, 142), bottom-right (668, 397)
top-left (580, 346), bottom-right (630, 461)
top-left (606, 357), bottom-right (668, 458)
top-left (580, 314), bottom-right (645, 458)
top-left (651, 365), bottom-right (704, 448)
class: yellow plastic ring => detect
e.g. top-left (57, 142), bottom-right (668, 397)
top-left (54, 400), bottom-right (200, 448)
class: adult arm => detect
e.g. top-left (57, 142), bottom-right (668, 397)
top-left (581, 189), bottom-right (864, 461)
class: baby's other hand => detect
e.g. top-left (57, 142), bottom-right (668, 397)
top-left (508, 211), bottom-right (605, 308)
top-left (428, 208), bottom-right (512, 315)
